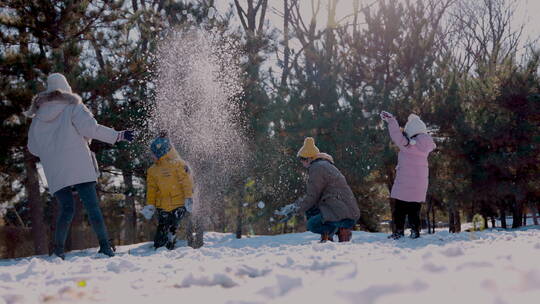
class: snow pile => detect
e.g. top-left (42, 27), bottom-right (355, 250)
top-left (1, 228), bottom-right (540, 303)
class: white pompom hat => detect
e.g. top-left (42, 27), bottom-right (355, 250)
top-left (404, 114), bottom-right (428, 137)
top-left (45, 73), bottom-right (72, 93)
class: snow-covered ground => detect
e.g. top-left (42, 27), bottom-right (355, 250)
top-left (1, 228), bottom-right (540, 304)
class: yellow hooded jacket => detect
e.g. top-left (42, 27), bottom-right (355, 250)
top-left (146, 148), bottom-right (193, 212)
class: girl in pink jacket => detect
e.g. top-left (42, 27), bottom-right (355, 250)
top-left (381, 111), bottom-right (436, 239)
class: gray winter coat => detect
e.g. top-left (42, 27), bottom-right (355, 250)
top-left (297, 159), bottom-right (361, 223)
top-left (27, 91), bottom-right (119, 194)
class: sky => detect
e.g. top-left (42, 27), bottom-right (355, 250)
top-left (217, 0), bottom-right (540, 46)
top-left (212, 0), bottom-right (540, 83)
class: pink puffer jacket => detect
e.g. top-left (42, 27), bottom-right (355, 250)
top-left (387, 117), bottom-right (436, 202)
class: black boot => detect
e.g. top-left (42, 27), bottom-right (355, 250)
top-left (410, 230), bottom-right (420, 239)
top-left (165, 232), bottom-right (177, 250)
top-left (388, 230), bottom-right (405, 240)
top-left (98, 240), bottom-right (116, 257)
top-left (51, 246), bottom-right (66, 260)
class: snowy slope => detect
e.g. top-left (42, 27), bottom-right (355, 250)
top-left (1, 228), bottom-right (540, 304)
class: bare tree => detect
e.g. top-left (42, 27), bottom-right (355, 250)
top-left (450, 0), bottom-right (524, 76)
top-left (275, 0), bottom-right (294, 89)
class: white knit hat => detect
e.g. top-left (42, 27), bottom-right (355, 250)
top-left (24, 73), bottom-right (73, 118)
top-left (404, 114), bottom-right (427, 137)
top-left (45, 73), bottom-right (72, 93)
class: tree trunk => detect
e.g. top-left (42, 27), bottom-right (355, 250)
top-left (511, 197), bottom-right (523, 228)
top-left (448, 202), bottom-right (461, 233)
top-left (186, 214), bottom-right (204, 249)
top-left (426, 198), bottom-right (432, 234)
top-left (500, 208), bottom-right (507, 229)
top-left (235, 198), bottom-right (243, 239)
top-left (431, 204), bottom-right (436, 233)
top-left (220, 206), bottom-right (227, 232)
top-left (454, 210), bottom-right (461, 232)
top-left (24, 150), bottom-right (48, 255)
top-left (531, 203), bottom-right (539, 225)
top-left (449, 211), bottom-right (454, 233)
top-left (491, 216), bottom-right (496, 228)
top-left (450, 212), bottom-right (456, 233)
top-left (122, 171), bottom-right (137, 244)
top-left (536, 202), bottom-right (540, 225)
top-left (279, 0), bottom-right (291, 88)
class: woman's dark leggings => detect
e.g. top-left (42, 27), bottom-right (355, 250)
top-left (53, 182), bottom-right (110, 250)
top-left (394, 199), bottom-right (422, 234)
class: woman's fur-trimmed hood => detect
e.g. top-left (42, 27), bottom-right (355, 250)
top-left (24, 91), bottom-right (82, 119)
top-left (315, 152), bottom-right (334, 164)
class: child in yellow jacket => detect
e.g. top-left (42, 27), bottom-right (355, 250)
top-left (141, 136), bottom-right (194, 250)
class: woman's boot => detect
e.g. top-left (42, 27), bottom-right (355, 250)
top-left (98, 239), bottom-right (115, 257)
top-left (320, 232), bottom-right (334, 243)
top-left (51, 245), bottom-right (66, 260)
top-left (338, 228), bottom-right (352, 242)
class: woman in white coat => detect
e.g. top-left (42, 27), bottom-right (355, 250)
top-left (26, 73), bottom-right (134, 259)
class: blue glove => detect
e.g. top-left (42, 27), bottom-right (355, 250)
top-left (173, 207), bottom-right (187, 219)
top-left (274, 203), bottom-right (299, 216)
top-left (184, 198), bottom-right (193, 213)
top-left (117, 130), bottom-right (135, 142)
top-left (141, 205), bottom-right (156, 220)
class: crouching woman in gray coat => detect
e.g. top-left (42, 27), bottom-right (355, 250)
top-left (25, 73), bottom-right (134, 259)
top-left (276, 137), bottom-right (360, 242)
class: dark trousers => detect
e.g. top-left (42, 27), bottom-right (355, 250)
top-left (305, 207), bottom-right (356, 235)
top-left (394, 199), bottom-right (422, 234)
top-left (54, 182), bottom-right (110, 250)
top-left (154, 207), bottom-right (186, 249)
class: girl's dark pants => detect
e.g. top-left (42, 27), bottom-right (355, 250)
top-left (394, 199), bottom-right (422, 235)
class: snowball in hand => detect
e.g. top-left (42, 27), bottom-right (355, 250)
top-left (208, 7), bottom-right (216, 19)
top-left (275, 203), bottom-right (298, 216)
top-left (257, 201), bottom-right (265, 209)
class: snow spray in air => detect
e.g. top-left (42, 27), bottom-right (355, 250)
top-left (150, 28), bottom-right (248, 227)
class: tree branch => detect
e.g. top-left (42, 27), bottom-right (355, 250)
top-left (234, 0), bottom-right (249, 31)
